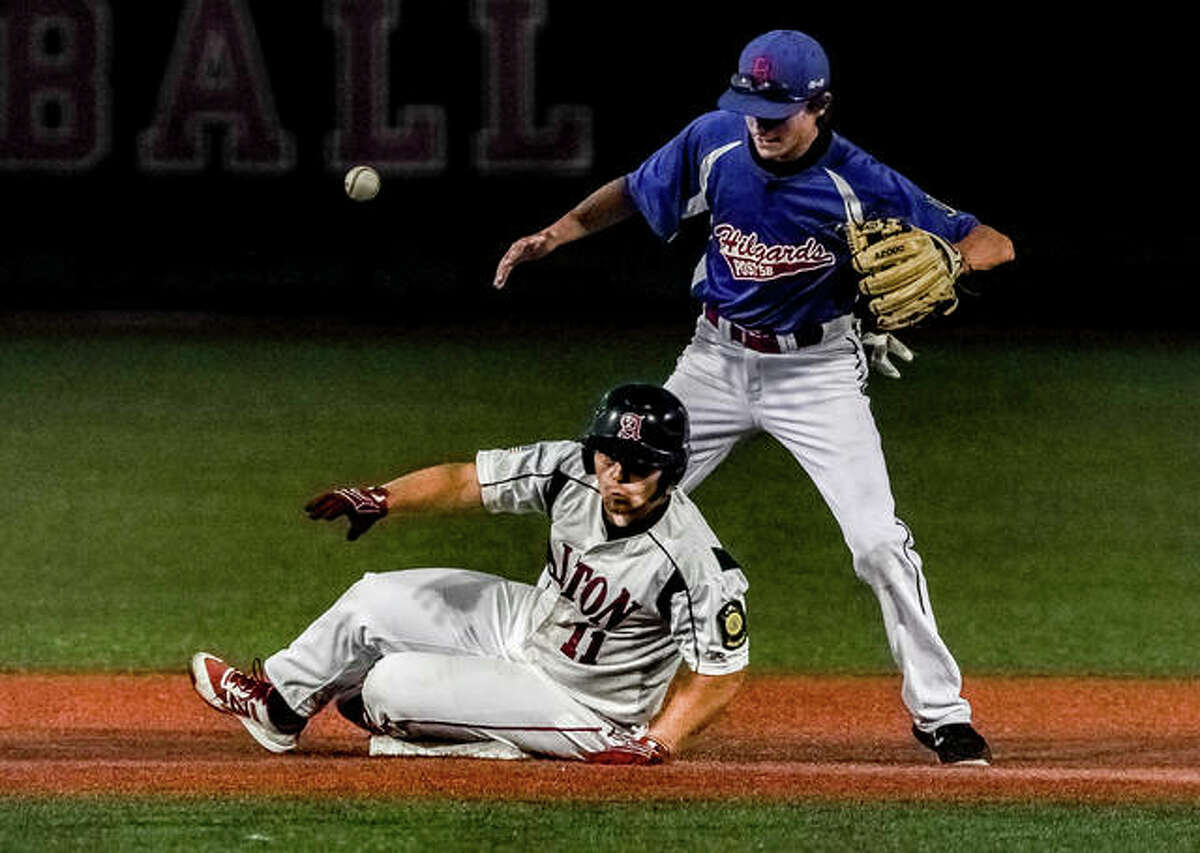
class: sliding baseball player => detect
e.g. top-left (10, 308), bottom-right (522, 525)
top-left (190, 384), bottom-right (748, 762)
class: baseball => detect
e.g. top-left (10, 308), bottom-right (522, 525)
top-left (344, 165), bottom-right (380, 202)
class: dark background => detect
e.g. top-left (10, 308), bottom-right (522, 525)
top-left (0, 2), bottom-right (1191, 329)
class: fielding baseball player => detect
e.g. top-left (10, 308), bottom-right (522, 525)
top-left (494, 30), bottom-right (1014, 765)
top-left (190, 384), bottom-right (749, 763)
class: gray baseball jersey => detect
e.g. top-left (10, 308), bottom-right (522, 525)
top-left (477, 439), bottom-right (749, 725)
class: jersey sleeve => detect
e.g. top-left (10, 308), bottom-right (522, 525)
top-left (865, 166), bottom-right (980, 242)
top-left (661, 547), bottom-right (750, 676)
top-left (625, 117), bottom-right (707, 242)
top-left (475, 440), bottom-right (579, 516)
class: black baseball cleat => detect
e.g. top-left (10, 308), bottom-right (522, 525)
top-left (912, 723), bottom-right (992, 766)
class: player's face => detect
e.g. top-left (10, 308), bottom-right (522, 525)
top-left (745, 107), bottom-right (821, 161)
top-left (593, 450), bottom-right (669, 527)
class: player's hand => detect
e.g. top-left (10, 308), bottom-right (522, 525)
top-left (861, 332), bottom-right (914, 380)
top-left (583, 734), bottom-right (671, 765)
top-left (304, 486), bottom-right (390, 541)
top-left (493, 232), bottom-right (554, 289)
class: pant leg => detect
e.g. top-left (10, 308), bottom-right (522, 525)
top-left (756, 332), bottom-right (972, 729)
top-left (664, 317), bottom-right (757, 493)
top-left (361, 651), bottom-right (616, 759)
top-left (263, 568), bottom-right (543, 717)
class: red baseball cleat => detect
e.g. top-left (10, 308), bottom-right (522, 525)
top-left (189, 652), bottom-right (303, 753)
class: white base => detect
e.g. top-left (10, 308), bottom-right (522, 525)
top-left (368, 736), bottom-right (530, 760)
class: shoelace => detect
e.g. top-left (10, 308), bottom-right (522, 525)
top-left (217, 658), bottom-right (272, 720)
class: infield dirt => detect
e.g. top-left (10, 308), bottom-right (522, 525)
top-left (3, 674), bottom-right (1199, 803)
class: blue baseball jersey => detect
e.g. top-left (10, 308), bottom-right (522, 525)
top-left (626, 111), bottom-right (980, 332)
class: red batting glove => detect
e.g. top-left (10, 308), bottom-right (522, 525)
top-left (584, 735), bottom-right (671, 766)
top-left (304, 486), bottom-right (389, 541)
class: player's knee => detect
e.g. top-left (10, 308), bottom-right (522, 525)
top-left (851, 540), bottom-right (913, 585)
top-left (337, 571), bottom-right (392, 615)
top-left (361, 653), bottom-right (397, 707)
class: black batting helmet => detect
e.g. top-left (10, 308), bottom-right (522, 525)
top-left (581, 384), bottom-right (689, 485)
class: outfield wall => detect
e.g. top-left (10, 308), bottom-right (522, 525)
top-left (0, 3), bottom-right (1186, 327)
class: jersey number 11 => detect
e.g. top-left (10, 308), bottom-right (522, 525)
top-left (560, 623), bottom-right (605, 664)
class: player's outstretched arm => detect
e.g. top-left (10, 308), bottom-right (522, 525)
top-left (493, 176), bottom-right (638, 289)
top-left (376, 462), bottom-right (483, 514)
top-left (305, 463), bottom-right (483, 541)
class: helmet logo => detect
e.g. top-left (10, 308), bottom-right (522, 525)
top-left (617, 413), bottom-right (644, 441)
top-left (751, 56), bottom-right (771, 83)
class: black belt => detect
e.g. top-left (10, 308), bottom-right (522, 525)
top-left (703, 305), bottom-right (824, 353)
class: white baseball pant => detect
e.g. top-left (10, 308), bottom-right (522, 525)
top-left (665, 313), bottom-right (971, 729)
top-left (263, 568), bottom-right (619, 758)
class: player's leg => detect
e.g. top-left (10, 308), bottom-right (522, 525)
top-left (261, 568), bottom-right (543, 720)
top-left (360, 651), bottom-right (616, 759)
top-left (664, 317), bottom-right (757, 492)
top-left (757, 338), bottom-right (972, 731)
top-left (191, 569), bottom-right (544, 752)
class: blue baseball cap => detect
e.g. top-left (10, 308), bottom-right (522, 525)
top-left (717, 30), bottom-right (830, 119)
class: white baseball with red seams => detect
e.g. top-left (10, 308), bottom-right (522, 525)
top-left (343, 164), bottom-right (380, 201)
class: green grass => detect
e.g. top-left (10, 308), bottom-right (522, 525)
top-left (0, 324), bottom-right (1196, 675)
top-left (3, 797), bottom-right (1200, 852)
top-left (2, 323), bottom-right (1198, 847)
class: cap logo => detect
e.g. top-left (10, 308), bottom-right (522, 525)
top-left (750, 56), bottom-right (771, 83)
top-left (617, 413), bottom-right (644, 441)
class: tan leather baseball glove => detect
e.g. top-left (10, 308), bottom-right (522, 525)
top-left (847, 218), bottom-right (963, 331)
